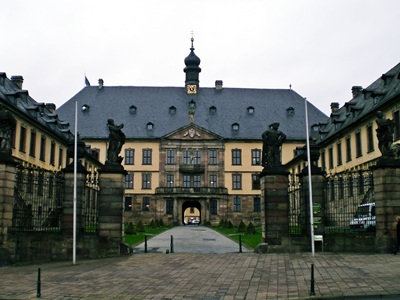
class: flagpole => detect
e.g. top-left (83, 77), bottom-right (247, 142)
top-left (305, 98), bottom-right (315, 257)
top-left (73, 99), bottom-right (78, 265)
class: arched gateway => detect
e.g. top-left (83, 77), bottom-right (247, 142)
top-left (182, 200), bottom-right (201, 225)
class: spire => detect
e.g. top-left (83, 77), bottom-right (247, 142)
top-left (184, 37), bottom-right (201, 94)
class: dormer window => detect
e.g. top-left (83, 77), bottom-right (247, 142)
top-left (209, 106), bottom-right (217, 114)
top-left (147, 122), bottom-right (154, 130)
top-left (169, 106), bottom-right (176, 115)
top-left (247, 106), bottom-right (254, 115)
top-left (189, 100), bottom-right (196, 109)
top-left (287, 107), bottom-right (294, 116)
top-left (312, 124), bottom-right (319, 132)
top-left (232, 123), bottom-right (239, 131)
top-left (129, 105), bottom-right (137, 115)
top-left (81, 104), bottom-right (90, 112)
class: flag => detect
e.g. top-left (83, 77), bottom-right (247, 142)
top-left (85, 76), bottom-right (90, 86)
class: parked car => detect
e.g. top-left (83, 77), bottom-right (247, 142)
top-left (350, 202), bottom-right (376, 232)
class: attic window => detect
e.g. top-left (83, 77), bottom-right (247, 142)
top-left (147, 122), bottom-right (154, 130)
top-left (189, 100), bottom-right (196, 109)
top-left (81, 104), bottom-right (90, 112)
top-left (232, 123), bottom-right (239, 131)
top-left (129, 105), bottom-right (137, 114)
top-left (209, 106), bottom-right (217, 114)
top-left (287, 107), bottom-right (295, 116)
top-left (312, 124), bottom-right (319, 132)
top-left (169, 106), bottom-right (176, 115)
top-left (247, 106), bottom-right (254, 115)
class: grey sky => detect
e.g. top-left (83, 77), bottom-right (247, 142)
top-left (1, 0), bottom-right (399, 116)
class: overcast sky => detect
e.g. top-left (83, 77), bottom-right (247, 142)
top-left (1, 0), bottom-right (399, 116)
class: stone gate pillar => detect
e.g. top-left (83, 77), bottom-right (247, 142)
top-left (260, 168), bottom-right (290, 251)
top-left (372, 159), bottom-right (400, 253)
top-left (0, 157), bottom-right (18, 254)
top-left (62, 163), bottom-right (87, 236)
top-left (98, 165), bottom-right (126, 255)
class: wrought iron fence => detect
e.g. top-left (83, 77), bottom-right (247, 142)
top-left (288, 179), bottom-right (303, 235)
top-left (12, 166), bottom-right (64, 232)
top-left (83, 171), bottom-right (99, 233)
top-left (324, 170), bottom-right (374, 234)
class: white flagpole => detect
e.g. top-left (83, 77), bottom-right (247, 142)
top-left (73, 99), bottom-right (78, 265)
top-left (305, 98), bottom-right (315, 257)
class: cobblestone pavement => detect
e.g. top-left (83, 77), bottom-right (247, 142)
top-left (2, 252), bottom-right (400, 299)
top-left (1, 227), bottom-right (400, 299)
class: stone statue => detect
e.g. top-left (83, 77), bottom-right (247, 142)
top-left (376, 111), bottom-right (395, 157)
top-left (0, 105), bottom-right (16, 154)
top-left (106, 118), bottom-right (126, 164)
top-left (262, 122), bottom-right (286, 169)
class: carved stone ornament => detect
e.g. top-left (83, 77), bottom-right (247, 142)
top-left (183, 128), bottom-right (201, 138)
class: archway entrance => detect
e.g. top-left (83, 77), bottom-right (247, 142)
top-left (182, 200), bottom-right (201, 225)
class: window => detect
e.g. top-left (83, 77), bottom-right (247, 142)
top-left (338, 177), bottom-right (344, 199)
top-left (125, 172), bottom-right (133, 189)
top-left (232, 123), bottom-right (239, 131)
top-left (183, 175), bottom-right (191, 187)
top-left (37, 172), bottom-right (44, 196)
top-left (146, 122), bottom-right (154, 130)
top-left (251, 149), bottom-right (261, 165)
top-left (169, 106), bottom-right (176, 115)
top-left (142, 173), bottom-right (151, 189)
top-left (40, 135), bottom-right (46, 162)
top-left (233, 196), bottom-right (241, 212)
top-left (328, 148), bottom-right (333, 169)
top-left (210, 199), bottom-right (218, 215)
top-left (124, 197), bottom-right (132, 211)
top-left (166, 174), bottom-right (174, 187)
top-left (394, 110), bottom-right (400, 141)
top-left (321, 151), bottom-right (326, 171)
top-left (167, 149), bottom-right (175, 164)
top-left (183, 150), bottom-right (201, 164)
top-left (253, 196), bottom-right (261, 212)
top-left (142, 149), bottom-right (152, 165)
top-left (247, 106), bottom-right (254, 114)
top-left (29, 130), bottom-right (36, 157)
top-left (367, 124), bottom-right (374, 152)
top-left (58, 148), bottom-right (64, 168)
top-left (232, 174), bottom-right (242, 190)
top-left (166, 198), bottom-right (174, 214)
top-left (19, 126), bottom-right (26, 152)
top-left (183, 175), bottom-right (201, 188)
top-left (125, 149), bottom-right (135, 165)
top-left (252, 174), bottom-right (260, 190)
top-left (193, 175), bottom-right (201, 188)
top-left (209, 149), bottom-right (217, 165)
top-left (356, 131), bottom-right (362, 157)
top-left (142, 196), bottom-right (150, 211)
top-left (232, 149), bottom-right (242, 165)
top-left (346, 137), bottom-right (352, 162)
top-left (50, 141), bottom-right (56, 166)
top-left (209, 106), bottom-right (217, 114)
top-left (129, 105), bottom-right (137, 114)
top-left (209, 174), bottom-right (217, 188)
top-left (336, 142), bottom-right (342, 166)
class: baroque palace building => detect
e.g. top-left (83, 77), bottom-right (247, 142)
top-left (56, 39), bottom-right (327, 226)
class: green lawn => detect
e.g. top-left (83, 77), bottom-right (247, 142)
top-left (124, 226), bottom-right (171, 247)
top-left (211, 226), bottom-right (262, 249)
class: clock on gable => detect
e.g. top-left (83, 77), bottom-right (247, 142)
top-left (186, 84), bottom-right (197, 94)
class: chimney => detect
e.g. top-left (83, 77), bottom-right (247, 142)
top-left (215, 80), bottom-right (223, 90)
top-left (98, 78), bottom-right (104, 90)
top-left (11, 75), bottom-right (24, 89)
top-left (351, 86), bottom-right (363, 98)
top-left (330, 102), bottom-right (339, 113)
top-left (45, 103), bottom-right (56, 113)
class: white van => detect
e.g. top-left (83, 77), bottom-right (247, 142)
top-left (349, 202), bottom-right (376, 232)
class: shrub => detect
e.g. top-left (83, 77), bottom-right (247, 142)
top-left (226, 220), bottom-right (234, 229)
top-left (136, 220), bottom-right (145, 232)
top-left (149, 219), bottom-right (156, 228)
top-left (237, 220), bottom-right (246, 233)
top-left (246, 222), bottom-right (257, 235)
top-left (125, 222), bottom-right (136, 235)
top-left (219, 219), bottom-right (225, 227)
top-left (158, 219), bottom-right (165, 227)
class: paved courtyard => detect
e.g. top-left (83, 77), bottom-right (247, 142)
top-left (1, 227), bottom-right (400, 299)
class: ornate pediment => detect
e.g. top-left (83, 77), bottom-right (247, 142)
top-left (163, 124), bottom-right (222, 140)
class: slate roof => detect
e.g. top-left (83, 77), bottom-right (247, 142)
top-left (56, 85), bottom-right (328, 141)
top-left (315, 62), bottom-right (400, 144)
top-left (0, 73), bottom-right (73, 143)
